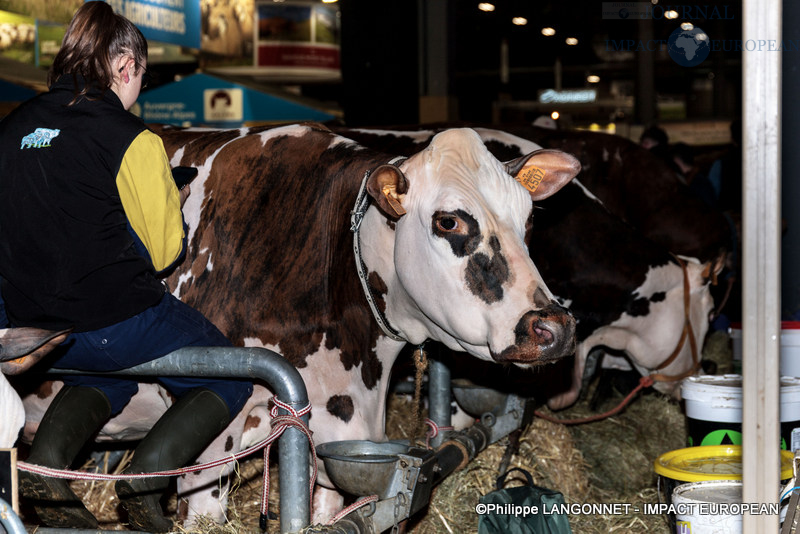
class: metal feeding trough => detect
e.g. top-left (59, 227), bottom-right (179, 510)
top-left (316, 440), bottom-right (413, 499)
top-left (451, 378), bottom-right (509, 417)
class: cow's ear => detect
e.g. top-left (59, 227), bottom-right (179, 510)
top-left (701, 249), bottom-right (729, 286)
top-left (366, 164), bottom-right (409, 219)
top-left (505, 149), bottom-right (581, 201)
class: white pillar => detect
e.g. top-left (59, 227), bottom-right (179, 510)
top-left (741, 1), bottom-right (782, 532)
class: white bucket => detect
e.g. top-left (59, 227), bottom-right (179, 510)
top-left (681, 375), bottom-right (800, 451)
top-left (672, 480), bottom-right (742, 534)
top-left (781, 322), bottom-right (800, 377)
top-left (727, 322), bottom-right (800, 377)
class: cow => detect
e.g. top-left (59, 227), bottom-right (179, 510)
top-left (332, 126), bottom-right (716, 408)
top-left (499, 125), bottom-right (731, 267)
top-left (18, 123), bottom-right (580, 526)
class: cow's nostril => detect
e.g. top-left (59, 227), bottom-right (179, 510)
top-left (532, 320), bottom-right (554, 346)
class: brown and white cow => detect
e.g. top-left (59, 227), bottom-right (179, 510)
top-left (334, 126), bottom-right (716, 408)
top-left (19, 123), bottom-right (579, 524)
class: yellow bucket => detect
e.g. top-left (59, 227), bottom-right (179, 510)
top-left (654, 444), bottom-right (794, 483)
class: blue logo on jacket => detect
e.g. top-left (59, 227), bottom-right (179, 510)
top-left (20, 128), bottom-right (60, 149)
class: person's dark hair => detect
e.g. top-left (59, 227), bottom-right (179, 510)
top-left (48, 1), bottom-right (147, 103)
top-left (640, 125), bottom-right (669, 147)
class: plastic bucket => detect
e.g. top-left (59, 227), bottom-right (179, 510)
top-left (681, 374), bottom-right (800, 451)
top-left (654, 445), bottom-right (792, 533)
top-left (782, 321), bottom-right (800, 377)
top-left (672, 480), bottom-right (742, 534)
top-left (728, 321), bottom-right (800, 377)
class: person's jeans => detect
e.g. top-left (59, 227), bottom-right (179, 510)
top-left (51, 293), bottom-right (253, 417)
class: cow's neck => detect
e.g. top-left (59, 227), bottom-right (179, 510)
top-left (350, 164), bottom-right (407, 343)
top-left (357, 205), bottom-right (431, 348)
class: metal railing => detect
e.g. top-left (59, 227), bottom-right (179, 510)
top-left (53, 346), bottom-right (311, 534)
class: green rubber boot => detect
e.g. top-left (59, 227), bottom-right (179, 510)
top-left (115, 388), bottom-right (231, 532)
top-left (19, 385), bottom-right (111, 528)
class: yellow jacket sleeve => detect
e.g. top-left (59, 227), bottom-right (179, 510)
top-left (116, 130), bottom-right (186, 273)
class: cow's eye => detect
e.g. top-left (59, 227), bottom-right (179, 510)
top-left (436, 216), bottom-right (458, 232)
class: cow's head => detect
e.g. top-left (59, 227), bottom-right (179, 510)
top-left (362, 128), bottom-right (579, 366)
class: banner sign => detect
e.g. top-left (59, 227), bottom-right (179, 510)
top-left (135, 73), bottom-right (335, 126)
top-left (255, 1), bottom-right (340, 76)
top-left (93, 0), bottom-right (201, 49)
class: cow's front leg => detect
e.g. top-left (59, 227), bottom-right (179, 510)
top-left (177, 399), bottom-right (262, 526)
top-left (312, 486), bottom-right (345, 525)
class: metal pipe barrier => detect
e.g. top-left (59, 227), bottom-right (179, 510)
top-left (53, 346), bottom-right (310, 534)
top-left (0, 497), bottom-right (25, 534)
top-left (427, 359), bottom-right (451, 448)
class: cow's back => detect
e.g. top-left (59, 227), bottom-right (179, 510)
top-left (504, 126), bottom-right (730, 264)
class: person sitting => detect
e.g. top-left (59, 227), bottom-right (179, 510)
top-left (0, 3), bottom-right (252, 531)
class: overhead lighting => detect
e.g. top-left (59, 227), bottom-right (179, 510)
top-left (541, 27), bottom-right (555, 36)
top-left (551, 111), bottom-right (560, 120)
top-left (478, 3), bottom-right (495, 12)
top-left (586, 75), bottom-right (600, 83)
top-left (513, 17), bottom-right (528, 26)
top-left (322, 0), bottom-right (338, 3)
top-left (665, 10), bottom-right (679, 19)
top-left (565, 37), bottom-right (578, 45)
top-left (681, 22), bottom-right (694, 30)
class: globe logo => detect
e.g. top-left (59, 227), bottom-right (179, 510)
top-left (668, 26), bottom-right (711, 67)
top-left (618, 8), bottom-right (629, 19)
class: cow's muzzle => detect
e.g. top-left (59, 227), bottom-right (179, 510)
top-left (491, 304), bottom-right (576, 364)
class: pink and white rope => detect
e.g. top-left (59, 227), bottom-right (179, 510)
top-left (424, 418), bottom-right (453, 448)
top-left (328, 494), bottom-right (379, 524)
top-left (18, 397), bottom-right (316, 520)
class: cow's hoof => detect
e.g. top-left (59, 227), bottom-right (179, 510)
top-left (116, 479), bottom-right (173, 533)
top-left (19, 470), bottom-right (98, 528)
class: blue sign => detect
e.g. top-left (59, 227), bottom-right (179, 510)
top-left (90, 0), bottom-right (201, 49)
top-left (135, 73), bottom-right (336, 126)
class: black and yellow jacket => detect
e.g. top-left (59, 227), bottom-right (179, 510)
top-left (0, 75), bottom-right (186, 332)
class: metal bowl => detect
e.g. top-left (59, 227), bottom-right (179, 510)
top-left (451, 378), bottom-right (509, 417)
top-left (316, 440), bottom-right (410, 498)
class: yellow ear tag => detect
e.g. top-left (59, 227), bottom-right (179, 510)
top-left (382, 184), bottom-right (407, 216)
top-left (516, 165), bottom-right (546, 193)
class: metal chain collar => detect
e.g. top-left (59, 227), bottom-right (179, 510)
top-left (350, 157), bottom-right (408, 342)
